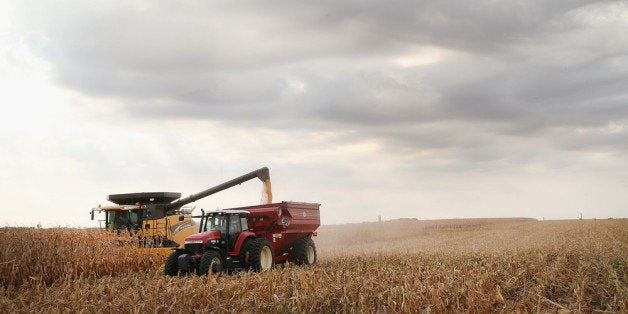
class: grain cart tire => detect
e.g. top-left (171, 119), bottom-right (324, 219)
top-left (293, 237), bottom-right (317, 265)
top-left (199, 251), bottom-right (223, 275)
top-left (164, 251), bottom-right (183, 276)
top-left (239, 238), bottom-right (255, 270)
top-left (249, 238), bottom-right (274, 272)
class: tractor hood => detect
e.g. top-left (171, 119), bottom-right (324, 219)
top-left (184, 231), bottom-right (221, 244)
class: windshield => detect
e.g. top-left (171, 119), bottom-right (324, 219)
top-left (203, 215), bottom-right (227, 233)
top-left (106, 210), bottom-right (142, 230)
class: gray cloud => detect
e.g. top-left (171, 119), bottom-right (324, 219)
top-left (10, 0), bottom-right (628, 168)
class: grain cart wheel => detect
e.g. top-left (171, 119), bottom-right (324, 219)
top-left (250, 238), bottom-right (274, 272)
top-left (293, 237), bottom-right (317, 265)
top-left (239, 238), bottom-right (255, 270)
top-left (164, 251), bottom-right (183, 276)
top-left (199, 251), bottom-right (223, 275)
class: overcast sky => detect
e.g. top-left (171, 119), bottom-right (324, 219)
top-left (1, 1), bottom-right (626, 227)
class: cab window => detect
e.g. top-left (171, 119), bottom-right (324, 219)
top-left (240, 217), bottom-right (248, 231)
top-left (204, 216), bottom-right (227, 233)
top-left (229, 214), bottom-right (241, 236)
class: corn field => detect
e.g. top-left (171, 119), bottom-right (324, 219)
top-left (1, 218), bottom-right (626, 312)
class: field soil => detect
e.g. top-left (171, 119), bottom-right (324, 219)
top-left (1, 218), bottom-right (626, 312)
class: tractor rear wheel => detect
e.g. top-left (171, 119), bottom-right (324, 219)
top-left (164, 251), bottom-right (182, 276)
top-left (249, 238), bottom-right (274, 272)
top-left (199, 251), bottom-right (223, 275)
top-left (293, 237), bottom-right (316, 265)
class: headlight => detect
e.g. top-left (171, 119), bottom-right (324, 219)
top-left (184, 240), bottom-right (203, 244)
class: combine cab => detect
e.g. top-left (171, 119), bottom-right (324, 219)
top-left (165, 201), bottom-right (320, 276)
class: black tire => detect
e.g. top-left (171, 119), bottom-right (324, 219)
top-left (293, 237), bottom-right (316, 265)
top-left (199, 251), bottom-right (223, 275)
top-left (164, 251), bottom-right (182, 276)
top-left (238, 238), bottom-right (255, 270)
top-left (249, 238), bottom-right (274, 272)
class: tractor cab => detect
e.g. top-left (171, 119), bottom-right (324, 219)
top-left (197, 210), bottom-right (250, 252)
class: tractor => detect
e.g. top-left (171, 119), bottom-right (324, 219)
top-left (165, 201), bottom-right (320, 275)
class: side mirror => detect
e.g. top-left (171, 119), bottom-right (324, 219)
top-left (178, 215), bottom-right (184, 221)
top-left (90, 210), bottom-right (94, 220)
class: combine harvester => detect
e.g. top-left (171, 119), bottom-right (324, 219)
top-left (90, 167), bottom-right (274, 250)
top-left (90, 167), bottom-right (320, 273)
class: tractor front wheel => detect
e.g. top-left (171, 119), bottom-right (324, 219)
top-left (164, 251), bottom-right (182, 276)
top-left (199, 251), bottom-right (223, 275)
top-left (249, 238), bottom-right (274, 272)
top-left (239, 238), bottom-right (255, 270)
